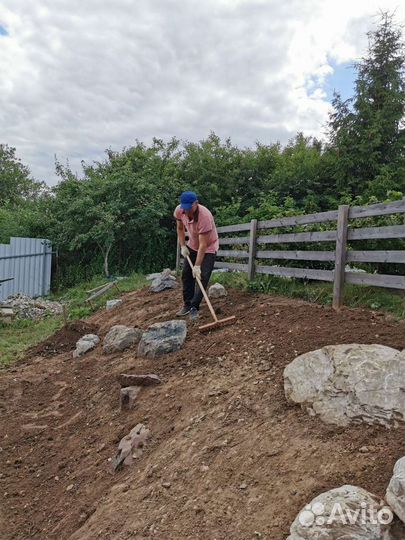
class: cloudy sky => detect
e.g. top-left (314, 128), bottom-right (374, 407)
top-left (1, 0), bottom-right (404, 185)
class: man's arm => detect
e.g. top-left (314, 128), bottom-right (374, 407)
top-left (176, 220), bottom-right (186, 247)
top-left (195, 232), bottom-right (209, 266)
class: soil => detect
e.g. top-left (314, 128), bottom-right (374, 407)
top-left (26, 321), bottom-right (99, 358)
top-left (0, 285), bottom-right (404, 540)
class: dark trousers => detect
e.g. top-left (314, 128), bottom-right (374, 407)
top-left (183, 248), bottom-right (216, 310)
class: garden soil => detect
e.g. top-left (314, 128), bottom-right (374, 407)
top-left (0, 285), bottom-right (404, 539)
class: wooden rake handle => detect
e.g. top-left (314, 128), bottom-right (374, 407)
top-left (186, 255), bottom-right (218, 323)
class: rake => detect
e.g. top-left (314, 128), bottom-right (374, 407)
top-left (186, 255), bottom-right (236, 332)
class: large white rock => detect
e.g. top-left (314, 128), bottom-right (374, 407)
top-left (386, 457), bottom-right (405, 524)
top-left (138, 320), bottom-right (187, 358)
top-left (287, 485), bottom-right (399, 540)
top-left (103, 325), bottom-right (143, 354)
top-left (283, 344), bottom-right (405, 427)
top-left (73, 334), bottom-right (100, 358)
top-left (208, 283), bottom-right (227, 298)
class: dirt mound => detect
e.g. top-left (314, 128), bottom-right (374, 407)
top-left (27, 320), bottom-right (99, 358)
top-left (0, 285), bottom-right (404, 540)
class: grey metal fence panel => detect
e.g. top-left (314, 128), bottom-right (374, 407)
top-left (0, 237), bottom-right (52, 301)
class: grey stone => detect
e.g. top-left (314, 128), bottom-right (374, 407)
top-left (119, 386), bottom-right (141, 410)
top-left (112, 423), bottom-right (150, 472)
top-left (73, 334), bottom-right (100, 358)
top-left (138, 320), bottom-right (187, 359)
top-left (103, 325), bottom-right (143, 354)
top-left (284, 344), bottom-right (405, 427)
top-left (208, 283), bottom-right (227, 298)
top-left (287, 485), bottom-right (399, 540)
top-left (386, 457), bottom-right (405, 524)
top-left (118, 373), bottom-right (161, 387)
top-left (106, 299), bottom-right (122, 310)
top-left (150, 269), bottom-right (178, 293)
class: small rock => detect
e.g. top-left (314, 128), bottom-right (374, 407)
top-left (359, 446), bottom-right (369, 453)
top-left (239, 483), bottom-right (248, 490)
top-left (208, 283), bottom-right (227, 298)
top-left (162, 482), bottom-right (171, 489)
top-left (112, 424), bottom-right (150, 472)
top-left (103, 325), bottom-right (143, 354)
top-left (73, 334), bottom-right (100, 358)
top-left (118, 373), bottom-right (161, 387)
top-left (120, 386), bottom-right (142, 411)
top-left (106, 299), bottom-right (122, 310)
top-left (66, 484), bottom-right (74, 492)
top-left (138, 320), bottom-right (187, 359)
top-left (150, 269), bottom-right (178, 293)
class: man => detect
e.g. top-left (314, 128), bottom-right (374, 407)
top-left (174, 191), bottom-right (219, 320)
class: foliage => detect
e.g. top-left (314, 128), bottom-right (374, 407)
top-left (0, 12), bottom-right (403, 289)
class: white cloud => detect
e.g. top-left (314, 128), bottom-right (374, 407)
top-left (0, 0), bottom-right (404, 184)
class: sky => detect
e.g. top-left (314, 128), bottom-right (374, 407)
top-left (1, 0), bottom-right (404, 185)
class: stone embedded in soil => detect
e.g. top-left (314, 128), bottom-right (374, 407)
top-left (149, 269), bottom-right (178, 293)
top-left (137, 320), bottom-right (187, 359)
top-left (72, 334), bottom-right (100, 358)
top-left (287, 484), bottom-right (401, 540)
top-left (208, 283), bottom-right (227, 298)
top-left (120, 386), bottom-right (142, 410)
top-left (283, 344), bottom-right (405, 427)
top-left (112, 423), bottom-right (150, 472)
top-left (103, 325), bottom-right (143, 354)
top-left (106, 299), bottom-right (122, 310)
top-left (118, 373), bottom-right (161, 387)
top-left (386, 456), bottom-right (405, 524)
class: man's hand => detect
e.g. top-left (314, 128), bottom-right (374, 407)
top-left (192, 265), bottom-right (201, 281)
top-left (181, 245), bottom-right (190, 258)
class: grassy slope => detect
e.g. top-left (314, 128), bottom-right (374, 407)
top-left (0, 272), bottom-right (146, 367)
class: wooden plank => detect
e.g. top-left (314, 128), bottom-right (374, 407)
top-left (348, 225), bottom-right (405, 240)
top-left (247, 219), bottom-right (258, 281)
top-left (345, 272), bottom-right (405, 290)
top-left (333, 205), bottom-right (349, 310)
top-left (214, 261), bottom-right (249, 272)
top-left (216, 223), bottom-right (251, 233)
top-left (219, 236), bottom-right (250, 245)
top-left (256, 250), bottom-right (335, 261)
top-left (217, 249), bottom-right (249, 258)
top-left (349, 199), bottom-right (405, 219)
top-left (257, 230), bottom-right (337, 244)
top-left (347, 251), bottom-right (405, 263)
top-left (258, 209), bottom-right (338, 229)
top-left (86, 282), bottom-right (114, 303)
top-left (256, 265), bottom-right (334, 282)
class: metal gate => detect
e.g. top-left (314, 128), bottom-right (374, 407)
top-left (0, 237), bottom-right (52, 301)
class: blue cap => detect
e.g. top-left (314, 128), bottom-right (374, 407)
top-left (180, 191), bottom-right (198, 210)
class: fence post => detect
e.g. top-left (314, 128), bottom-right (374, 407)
top-left (333, 204), bottom-right (349, 310)
top-left (247, 219), bottom-right (258, 281)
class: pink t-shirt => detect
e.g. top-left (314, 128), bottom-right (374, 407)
top-left (174, 204), bottom-right (219, 254)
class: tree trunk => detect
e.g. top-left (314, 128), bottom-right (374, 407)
top-left (103, 243), bottom-right (112, 277)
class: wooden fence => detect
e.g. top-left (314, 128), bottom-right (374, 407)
top-left (176, 199), bottom-right (405, 309)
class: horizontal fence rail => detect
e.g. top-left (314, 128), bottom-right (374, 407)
top-left (177, 198), bottom-right (405, 310)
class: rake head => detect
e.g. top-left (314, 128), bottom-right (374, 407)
top-left (198, 315), bottom-right (237, 332)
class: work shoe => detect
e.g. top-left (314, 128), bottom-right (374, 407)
top-left (189, 307), bottom-right (199, 321)
top-left (176, 305), bottom-right (191, 317)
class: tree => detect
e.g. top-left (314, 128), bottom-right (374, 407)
top-left (327, 12), bottom-right (405, 198)
top-left (0, 144), bottom-right (44, 206)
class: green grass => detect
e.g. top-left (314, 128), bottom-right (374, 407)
top-left (211, 272), bottom-right (405, 319)
top-left (0, 272), bottom-right (147, 367)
